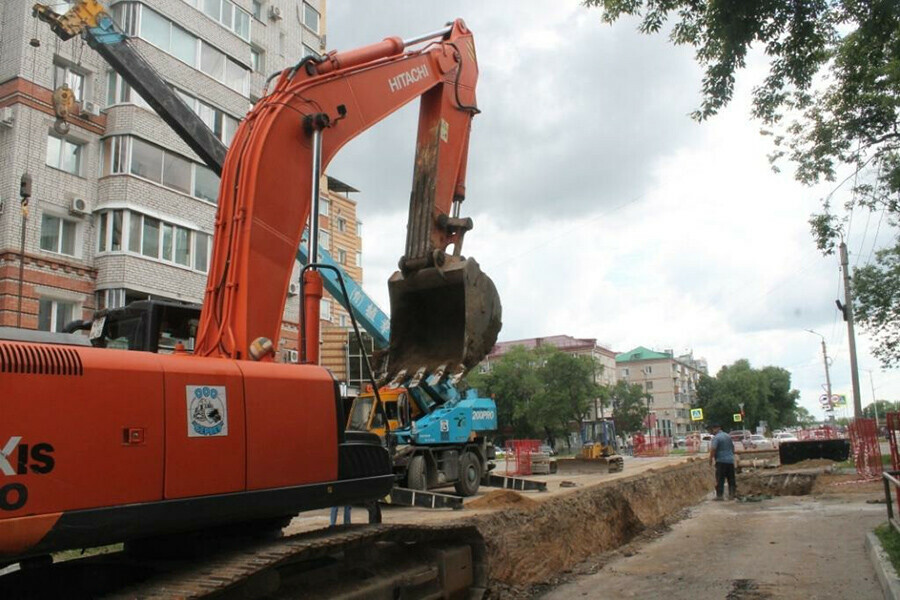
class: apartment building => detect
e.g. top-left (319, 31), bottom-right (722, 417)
top-left (616, 346), bottom-right (705, 437)
top-left (482, 335), bottom-right (618, 421)
top-left (0, 0), bottom-right (334, 350)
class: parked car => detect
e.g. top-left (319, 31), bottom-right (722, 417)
top-left (774, 432), bottom-right (799, 446)
top-left (746, 434), bottom-right (775, 450)
top-left (674, 436), bottom-right (687, 448)
top-left (698, 433), bottom-right (713, 453)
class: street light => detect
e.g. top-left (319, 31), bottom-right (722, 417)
top-left (805, 329), bottom-right (834, 420)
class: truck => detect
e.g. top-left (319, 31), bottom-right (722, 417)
top-left (349, 380), bottom-right (498, 496)
top-left (1, 4), bottom-right (501, 597)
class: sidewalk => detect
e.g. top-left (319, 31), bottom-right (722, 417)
top-left (544, 494), bottom-right (884, 599)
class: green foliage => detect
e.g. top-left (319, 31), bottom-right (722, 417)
top-left (609, 380), bottom-right (651, 435)
top-left (855, 245), bottom-right (900, 367)
top-left (863, 399), bottom-right (900, 419)
top-left (875, 523), bottom-right (900, 575)
top-left (469, 345), bottom-right (601, 441)
top-left (694, 359), bottom-right (800, 430)
top-left (585, 0), bottom-right (900, 364)
top-left (794, 405), bottom-right (817, 427)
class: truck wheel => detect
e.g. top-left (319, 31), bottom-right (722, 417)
top-left (407, 455), bottom-right (428, 490)
top-left (454, 452), bottom-right (481, 496)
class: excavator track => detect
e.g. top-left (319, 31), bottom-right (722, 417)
top-left (0, 524), bottom-right (487, 599)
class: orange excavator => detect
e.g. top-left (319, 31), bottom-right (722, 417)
top-left (1, 4), bottom-right (500, 596)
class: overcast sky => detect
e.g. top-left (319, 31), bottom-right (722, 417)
top-left (323, 1), bottom-right (898, 421)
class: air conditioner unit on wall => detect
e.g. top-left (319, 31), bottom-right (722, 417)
top-left (269, 5), bottom-right (282, 20)
top-left (70, 197), bottom-right (88, 215)
top-left (0, 107), bottom-right (13, 127)
top-left (288, 282), bottom-right (299, 296)
top-left (80, 101), bottom-right (100, 117)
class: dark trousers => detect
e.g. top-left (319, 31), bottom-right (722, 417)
top-left (715, 462), bottom-right (736, 498)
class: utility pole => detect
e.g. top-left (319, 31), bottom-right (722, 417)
top-left (839, 241), bottom-right (863, 418)
top-left (806, 330), bottom-right (833, 419)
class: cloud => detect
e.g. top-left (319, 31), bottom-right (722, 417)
top-left (324, 1), bottom-right (899, 423)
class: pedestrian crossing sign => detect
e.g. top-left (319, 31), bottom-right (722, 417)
top-left (733, 413), bottom-right (743, 422)
top-left (690, 408), bottom-right (703, 421)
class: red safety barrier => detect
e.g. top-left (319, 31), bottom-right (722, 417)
top-left (848, 418), bottom-right (883, 480)
top-left (633, 434), bottom-right (671, 457)
top-left (505, 439), bottom-right (541, 475)
top-left (797, 426), bottom-right (845, 441)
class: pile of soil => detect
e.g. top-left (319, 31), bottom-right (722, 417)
top-left (812, 472), bottom-right (883, 496)
top-left (468, 490), bottom-right (537, 510)
top-left (465, 460), bottom-right (712, 586)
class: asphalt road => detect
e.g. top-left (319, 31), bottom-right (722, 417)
top-left (543, 493), bottom-right (885, 599)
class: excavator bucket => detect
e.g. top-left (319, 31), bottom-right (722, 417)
top-left (386, 257), bottom-right (501, 380)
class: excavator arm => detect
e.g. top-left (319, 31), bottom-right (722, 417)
top-left (196, 20), bottom-right (501, 377)
top-left (35, 2), bottom-right (501, 380)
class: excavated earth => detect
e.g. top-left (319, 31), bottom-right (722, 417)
top-left (464, 459), bottom-right (713, 587)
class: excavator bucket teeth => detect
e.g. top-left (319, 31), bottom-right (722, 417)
top-left (386, 257), bottom-right (501, 380)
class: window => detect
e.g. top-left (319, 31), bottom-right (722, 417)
top-left (139, 6), bottom-right (250, 94)
top-left (46, 135), bottom-right (82, 175)
top-left (319, 229), bottom-right (330, 251)
top-left (645, 366), bottom-right (653, 374)
top-left (194, 232), bottom-right (210, 272)
top-left (38, 299), bottom-right (75, 333)
top-left (96, 288), bottom-right (126, 310)
top-left (251, 47), bottom-right (265, 73)
top-left (174, 87), bottom-right (242, 147)
top-left (97, 210), bottom-right (124, 252)
top-left (355, 251), bottom-right (361, 267)
top-left (337, 249), bottom-right (347, 264)
top-left (54, 63), bottom-right (85, 102)
top-left (302, 2), bottom-right (319, 32)
top-left (320, 298), bottom-right (332, 321)
top-left (98, 210), bottom-right (209, 273)
top-left (198, 0), bottom-right (251, 40)
top-left (319, 197), bottom-right (330, 216)
top-left (106, 72), bottom-right (151, 110)
top-left (645, 381), bottom-right (654, 391)
top-left (142, 216), bottom-right (160, 258)
top-left (623, 368), bottom-right (629, 377)
top-left (40, 213), bottom-right (77, 256)
top-left (194, 164), bottom-right (220, 203)
top-left (103, 135), bottom-right (221, 203)
top-left (163, 152), bottom-right (192, 194)
top-left (339, 314), bottom-right (348, 327)
top-left (302, 43), bottom-right (318, 58)
top-left (356, 220), bottom-right (362, 237)
top-left (101, 135), bottom-right (127, 176)
top-left (251, 1), bottom-right (262, 20)
top-left (130, 137), bottom-right (164, 182)
top-left (337, 217), bottom-right (346, 232)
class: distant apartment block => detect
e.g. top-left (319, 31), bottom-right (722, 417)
top-left (482, 335), bottom-right (618, 421)
top-left (616, 346), bottom-right (705, 436)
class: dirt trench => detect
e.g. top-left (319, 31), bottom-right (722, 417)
top-left (463, 459), bottom-right (713, 586)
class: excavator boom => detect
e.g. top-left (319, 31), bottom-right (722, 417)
top-left (193, 19), bottom-right (501, 377)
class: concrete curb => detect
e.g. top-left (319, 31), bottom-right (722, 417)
top-left (866, 530), bottom-right (900, 600)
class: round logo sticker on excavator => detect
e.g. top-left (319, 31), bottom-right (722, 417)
top-left (186, 386), bottom-right (228, 437)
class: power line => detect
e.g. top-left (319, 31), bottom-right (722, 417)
top-left (864, 205), bottom-right (888, 267)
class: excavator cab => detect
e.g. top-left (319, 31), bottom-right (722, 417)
top-left (387, 257), bottom-right (501, 379)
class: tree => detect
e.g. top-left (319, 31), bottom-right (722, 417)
top-left (863, 399), bottom-right (900, 420)
top-left (610, 380), bottom-right (650, 435)
top-left (467, 345), bottom-right (541, 438)
top-left (468, 346), bottom-right (601, 442)
top-left (855, 247), bottom-right (900, 367)
top-left (794, 406), bottom-right (818, 427)
top-left (585, 0), bottom-right (900, 363)
top-left (694, 359), bottom-right (800, 431)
